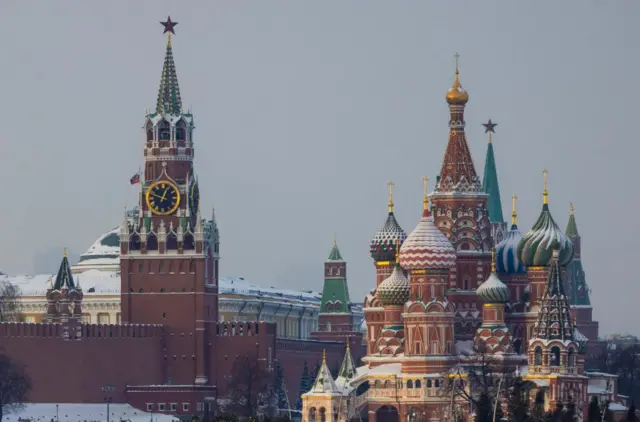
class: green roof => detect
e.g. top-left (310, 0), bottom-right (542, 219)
top-left (156, 39), bottom-right (182, 115)
top-left (319, 278), bottom-right (351, 313)
top-left (566, 211), bottom-right (579, 237)
top-left (482, 142), bottom-right (505, 223)
top-left (327, 243), bottom-right (343, 261)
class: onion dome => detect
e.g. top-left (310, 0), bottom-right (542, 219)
top-left (370, 181), bottom-right (408, 262)
top-left (495, 194), bottom-right (526, 273)
top-left (445, 57), bottom-right (469, 105)
top-left (477, 250), bottom-right (509, 303)
top-left (518, 170), bottom-right (574, 267)
top-left (377, 261), bottom-right (410, 307)
top-left (399, 178), bottom-right (457, 270)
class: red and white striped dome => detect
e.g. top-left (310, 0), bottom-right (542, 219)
top-left (399, 209), bottom-right (457, 270)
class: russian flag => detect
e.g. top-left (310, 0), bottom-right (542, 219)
top-left (129, 172), bottom-right (141, 185)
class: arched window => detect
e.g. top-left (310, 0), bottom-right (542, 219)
top-left (309, 408), bottom-right (316, 422)
top-left (158, 120), bottom-right (170, 141)
top-left (534, 346), bottom-right (543, 365)
top-left (383, 380), bottom-right (390, 389)
top-left (166, 233), bottom-right (178, 250)
top-left (374, 380), bottom-right (381, 389)
top-left (415, 379), bottom-right (422, 388)
top-left (551, 346), bottom-right (561, 366)
top-left (319, 407), bottom-right (326, 422)
top-left (176, 120), bottom-right (186, 144)
top-left (426, 379), bottom-right (431, 388)
top-left (129, 233), bottom-right (141, 251)
top-left (568, 348), bottom-right (576, 367)
top-left (183, 233), bottom-right (195, 250)
top-left (147, 234), bottom-right (158, 251)
top-left (146, 121), bottom-right (154, 145)
top-left (407, 380), bottom-right (413, 389)
top-left (435, 379), bottom-right (440, 388)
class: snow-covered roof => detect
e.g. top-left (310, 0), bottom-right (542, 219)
top-left (79, 227), bottom-right (120, 260)
top-left (219, 276), bottom-right (321, 303)
top-left (5, 403), bottom-right (178, 422)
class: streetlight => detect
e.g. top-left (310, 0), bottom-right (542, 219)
top-left (101, 384), bottom-right (116, 422)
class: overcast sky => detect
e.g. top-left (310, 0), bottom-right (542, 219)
top-left (0, 1), bottom-right (637, 336)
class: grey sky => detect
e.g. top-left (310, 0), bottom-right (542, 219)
top-left (0, 1), bottom-right (637, 336)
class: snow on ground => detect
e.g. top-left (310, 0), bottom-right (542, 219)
top-left (4, 403), bottom-right (178, 422)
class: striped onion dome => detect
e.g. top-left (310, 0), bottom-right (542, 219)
top-left (517, 203), bottom-right (573, 267)
top-left (495, 224), bottom-right (526, 274)
top-left (476, 272), bottom-right (509, 303)
top-left (377, 263), bottom-right (410, 306)
top-left (370, 212), bottom-right (407, 262)
top-left (399, 208), bottom-right (456, 270)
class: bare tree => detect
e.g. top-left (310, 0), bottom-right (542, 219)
top-left (0, 353), bottom-right (31, 421)
top-left (0, 282), bottom-right (24, 323)
top-left (440, 347), bottom-right (514, 422)
top-left (220, 355), bottom-right (275, 418)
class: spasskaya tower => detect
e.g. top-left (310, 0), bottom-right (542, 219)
top-left (119, 17), bottom-right (220, 387)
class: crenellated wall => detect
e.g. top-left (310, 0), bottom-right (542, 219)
top-left (0, 322), bottom-right (164, 403)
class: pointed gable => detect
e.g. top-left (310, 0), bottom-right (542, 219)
top-left (337, 343), bottom-right (356, 381)
top-left (309, 350), bottom-right (339, 394)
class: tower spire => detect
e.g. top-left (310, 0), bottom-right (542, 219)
top-left (511, 194), bottom-right (518, 226)
top-left (438, 54), bottom-right (479, 193)
top-left (482, 119), bottom-right (504, 223)
top-left (566, 203), bottom-right (579, 237)
top-left (156, 16), bottom-right (182, 115)
top-left (543, 168), bottom-right (549, 205)
top-left (387, 180), bottom-right (394, 213)
top-left (422, 176), bottom-right (429, 213)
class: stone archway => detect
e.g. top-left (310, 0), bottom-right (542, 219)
top-left (376, 405), bottom-right (399, 422)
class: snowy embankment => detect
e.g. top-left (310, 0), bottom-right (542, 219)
top-left (3, 403), bottom-right (179, 422)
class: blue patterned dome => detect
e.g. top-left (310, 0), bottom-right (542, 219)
top-left (370, 212), bottom-right (407, 262)
top-left (496, 224), bottom-right (526, 274)
top-left (517, 203), bottom-right (573, 267)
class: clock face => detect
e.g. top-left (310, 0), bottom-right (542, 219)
top-left (146, 180), bottom-right (181, 216)
top-left (189, 181), bottom-right (200, 214)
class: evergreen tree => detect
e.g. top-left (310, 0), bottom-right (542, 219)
top-left (588, 396), bottom-right (601, 422)
top-left (296, 360), bottom-right (310, 410)
top-left (275, 362), bottom-right (288, 411)
top-left (628, 402), bottom-right (637, 422)
top-left (475, 392), bottom-right (493, 422)
top-left (507, 377), bottom-right (530, 422)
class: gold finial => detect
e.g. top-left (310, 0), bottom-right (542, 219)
top-left (333, 233), bottom-right (337, 248)
top-left (491, 248), bottom-right (496, 273)
top-left (422, 176), bottom-right (429, 211)
top-left (322, 349), bottom-right (327, 364)
top-left (394, 238), bottom-right (401, 265)
top-left (446, 53), bottom-right (469, 105)
top-left (63, 248), bottom-right (67, 258)
top-left (542, 168), bottom-right (549, 205)
top-left (387, 180), bottom-right (394, 213)
top-left (511, 194), bottom-right (518, 226)
top-left (570, 202), bottom-right (575, 216)
top-left (573, 316), bottom-right (577, 327)
top-left (346, 340), bottom-right (351, 352)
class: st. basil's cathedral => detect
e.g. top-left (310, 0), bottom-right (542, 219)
top-left (300, 58), bottom-right (617, 421)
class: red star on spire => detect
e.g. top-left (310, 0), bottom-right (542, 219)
top-left (161, 16), bottom-right (178, 35)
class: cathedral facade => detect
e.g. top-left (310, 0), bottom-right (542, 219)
top-left (301, 60), bottom-right (610, 421)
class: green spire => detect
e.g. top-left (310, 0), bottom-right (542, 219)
top-left (482, 140), bottom-right (505, 224)
top-left (337, 342), bottom-right (356, 380)
top-left (53, 250), bottom-right (76, 291)
top-left (156, 35), bottom-right (182, 115)
top-left (566, 203), bottom-right (579, 237)
top-left (327, 237), bottom-right (343, 261)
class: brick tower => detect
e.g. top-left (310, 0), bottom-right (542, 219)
top-left (44, 251), bottom-right (84, 340)
top-left (311, 240), bottom-right (362, 349)
top-left (119, 18), bottom-right (219, 387)
top-left (429, 55), bottom-right (492, 340)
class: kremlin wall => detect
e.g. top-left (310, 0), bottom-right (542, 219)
top-left (0, 16), bottom-right (622, 422)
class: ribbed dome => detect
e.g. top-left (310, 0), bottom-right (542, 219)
top-left (518, 203), bottom-right (574, 267)
top-left (445, 71), bottom-right (469, 105)
top-left (477, 272), bottom-right (509, 303)
top-left (370, 212), bottom-right (407, 262)
top-left (495, 224), bottom-right (526, 274)
top-left (399, 209), bottom-right (456, 270)
top-left (377, 264), bottom-right (410, 306)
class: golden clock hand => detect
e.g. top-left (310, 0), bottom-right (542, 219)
top-left (160, 188), bottom-right (168, 202)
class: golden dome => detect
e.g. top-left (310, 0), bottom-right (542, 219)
top-left (445, 70), bottom-right (469, 105)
